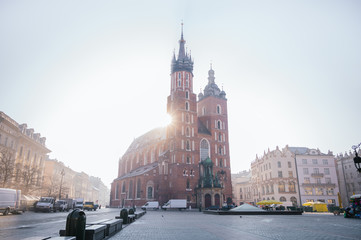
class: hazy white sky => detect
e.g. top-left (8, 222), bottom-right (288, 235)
top-left (1, 0), bottom-right (360, 187)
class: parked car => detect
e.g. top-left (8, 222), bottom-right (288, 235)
top-left (83, 201), bottom-right (97, 211)
top-left (35, 197), bottom-right (56, 212)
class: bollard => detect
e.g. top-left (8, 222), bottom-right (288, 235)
top-left (120, 208), bottom-right (129, 224)
top-left (66, 209), bottom-right (86, 240)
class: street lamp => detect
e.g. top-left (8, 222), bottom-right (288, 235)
top-left (352, 143), bottom-right (361, 173)
top-left (59, 169), bottom-right (65, 199)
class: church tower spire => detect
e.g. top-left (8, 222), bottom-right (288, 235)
top-left (171, 23), bottom-right (193, 74)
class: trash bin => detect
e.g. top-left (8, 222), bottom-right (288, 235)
top-left (66, 209), bottom-right (86, 240)
top-left (120, 208), bottom-right (129, 224)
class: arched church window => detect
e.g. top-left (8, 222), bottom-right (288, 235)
top-left (186, 155), bottom-right (191, 164)
top-left (217, 105), bottom-right (221, 114)
top-left (186, 179), bottom-right (190, 189)
top-left (185, 114), bottom-right (189, 123)
top-left (186, 140), bottom-right (190, 151)
top-left (185, 102), bottom-right (189, 111)
top-left (185, 91), bottom-right (189, 99)
top-left (186, 127), bottom-right (190, 137)
top-left (200, 139), bottom-right (210, 161)
top-left (220, 158), bottom-right (223, 167)
top-left (217, 120), bottom-right (221, 129)
top-left (136, 179), bottom-right (141, 198)
top-left (147, 186), bottom-right (153, 199)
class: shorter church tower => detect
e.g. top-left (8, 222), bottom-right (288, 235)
top-left (196, 66), bottom-right (232, 208)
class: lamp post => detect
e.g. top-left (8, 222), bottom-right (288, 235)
top-left (293, 153), bottom-right (302, 208)
top-left (59, 169), bottom-right (65, 200)
top-left (352, 143), bottom-right (361, 173)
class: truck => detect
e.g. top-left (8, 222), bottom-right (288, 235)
top-left (162, 199), bottom-right (187, 210)
top-left (0, 188), bottom-right (22, 215)
top-left (60, 198), bottom-right (75, 211)
top-left (35, 197), bottom-right (56, 212)
top-left (141, 201), bottom-right (159, 210)
top-left (74, 198), bottom-right (84, 209)
top-left (55, 200), bottom-right (68, 212)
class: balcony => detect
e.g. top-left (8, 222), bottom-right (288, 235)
top-left (311, 173), bottom-right (324, 178)
top-left (302, 183), bottom-right (336, 188)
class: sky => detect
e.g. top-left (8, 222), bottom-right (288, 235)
top-left (1, 0), bottom-right (360, 187)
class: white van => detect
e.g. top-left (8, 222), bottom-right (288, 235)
top-left (162, 199), bottom-right (187, 210)
top-left (141, 201), bottom-right (159, 210)
top-left (0, 188), bottom-right (21, 215)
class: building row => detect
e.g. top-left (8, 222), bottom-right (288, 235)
top-left (0, 111), bottom-right (109, 206)
top-left (232, 145), bottom-right (360, 207)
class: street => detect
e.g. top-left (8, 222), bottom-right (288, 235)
top-left (0, 208), bottom-right (121, 240)
top-left (111, 210), bottom-right (361, 240)
top-left (1, 209), bottom-right (361, 240)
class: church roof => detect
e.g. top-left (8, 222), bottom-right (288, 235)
top-left (125, 127), bottom-right (166, 154)
top-left (115, 162), bottom-right (159, 180)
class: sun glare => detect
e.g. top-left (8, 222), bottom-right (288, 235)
top-left (161, 113), bottom-right (173, 127)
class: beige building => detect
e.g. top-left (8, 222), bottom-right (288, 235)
top-left (290, 147), bottom-right (339, 206)
top-left (0, 111), bottom-right (50, 195)
top-left (43, 159), bottom-right (110, 206)
top-left (251, 146), bottom-right (299, 206)
top-left (231, 170), bottom-right (253, 205)
top-left (335, 150), bottom-right (361, 206)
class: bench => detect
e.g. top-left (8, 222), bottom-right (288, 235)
top-left (98, 219), bottom-right (123, 236)
top-left (85, 224), bottom-right (106, 240)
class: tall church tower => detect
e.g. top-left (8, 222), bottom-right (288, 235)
top-left (165, 25), bottom-right (199, 202)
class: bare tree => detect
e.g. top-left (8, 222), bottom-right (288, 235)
top-left (21, 164), bottom-right (41, 195)
top-left (0, 148), bottom-right (15, 188)
top-left (41, 174), bottom-right (60, 198)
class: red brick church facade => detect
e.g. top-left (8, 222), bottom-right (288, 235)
top-left (110, 28), bottom-right (232, 209)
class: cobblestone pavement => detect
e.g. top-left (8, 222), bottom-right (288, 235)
top-left (111, 211), bottom-right (361, 240)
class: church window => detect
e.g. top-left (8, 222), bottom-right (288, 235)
top-left (186, 179), bottom-right (190, 189)
top-left (185, 102), bottom-right (189, 111)
top-left (147, 186), bottom-right (153, 199)
top-left (178, 79), bottom-right (181, 87)
top-left (202, 107), bottom-right (206, 115)
top-left (186, 140), bottom-right (190, 151)
top-left (186, 79), bottom-right (189, 88)
top-left (129, 180), bottom-right (133, 199)
top-left (122, 182), bottom-right (126, 193)
top-left (186, 156), bottom-right (190, 164)
top-left (115, 183), bottom-right (119, 199)
top-left (218, 133), bottom-right (222, 142)
top-left (185, 114), bottom-right (189, 123)
top-left (136, 179), bottom-right (141, 198)
top-left (220, 158), bottom-right (223, 167)
top-left (217, 105), bottom-right (221, 114)
top-left (219, 145), bottom-right (223, 155)
top-left (183, 169), bottom-right (187, 176)
top-left (190, 169), bottom-right (194, 176)
top-left (200, 139), bottom-right (210, 161)
top-left (217, 121), bottom-right (221, 129)
top-left (186, 127), bottom-right (190, 137)
top-left (185, 91), bottom-right (189, 99)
